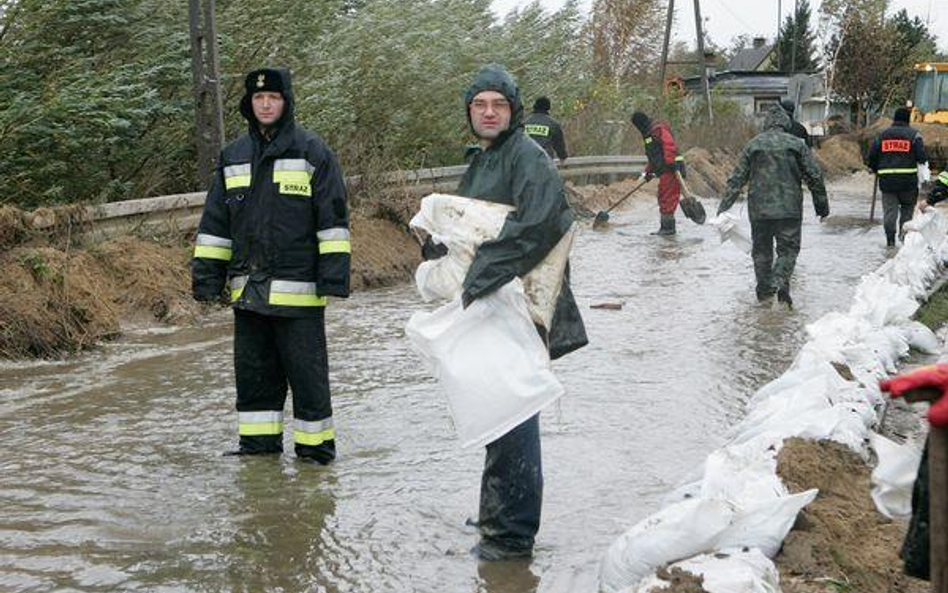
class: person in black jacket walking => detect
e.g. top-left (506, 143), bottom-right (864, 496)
top-left (866, 107), bottom-right (928, 247)
top-left (523, 96), bottom-right (569, 164)
top-left (780, 100), bottom-right (811, 147)
top-left (192, 68), bottom-right (351, 464)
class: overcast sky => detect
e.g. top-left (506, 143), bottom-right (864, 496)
top-left (490, 0), bottom-right (946, 53)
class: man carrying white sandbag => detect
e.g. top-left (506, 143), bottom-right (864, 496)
top-left (448, 64), bottom-right (587, 561)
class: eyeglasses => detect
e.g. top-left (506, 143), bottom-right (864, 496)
top-left (470, 98), bottom-right (511, 113)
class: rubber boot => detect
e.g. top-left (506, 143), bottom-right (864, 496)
top-left (651, 214), bottom-right (676, 235)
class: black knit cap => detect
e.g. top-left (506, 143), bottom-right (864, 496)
top-left (780, 99), bottom-right (795, 115)
top-left (244, 68), bottom-right (285, 96)
top-left (631, 111), bottom-right (651, 134)
top-left (533, 96), bottom-right (551, 113)
top-left (893, 106), bottom-right (911, 124)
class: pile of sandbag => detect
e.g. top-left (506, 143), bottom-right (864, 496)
top-left (600, 209), bottom-right (948, 593)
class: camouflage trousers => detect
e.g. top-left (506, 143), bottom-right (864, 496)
top-left (750, 218), bottom-right (801, 298)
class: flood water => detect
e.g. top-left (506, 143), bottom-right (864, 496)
top-left (1, 175), bottom-right (894, 592)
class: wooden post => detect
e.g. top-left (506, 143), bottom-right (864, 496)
top-left (930, 426), bottom-right (948, 593)
top-left (869, 174), bottom-right (878, 222)
top-left (188, 0), bottom-right (224, 190)
top-left (904, 387), bottom-right (947, 593)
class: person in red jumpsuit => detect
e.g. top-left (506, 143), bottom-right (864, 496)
top-left (632, 111), bottom-right (685, 235)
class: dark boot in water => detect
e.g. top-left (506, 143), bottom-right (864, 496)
top-left (650, 214), bottom-right (676, 235)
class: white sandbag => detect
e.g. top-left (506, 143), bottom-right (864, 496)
top-left (629, 547), bottom-right (781, 593)
top-left (699, 434), bottom-right (787, 505)
top-left (708, 212), bottom-right (752, 253)
top-left (599, 498), bottom-right (736, 593)
top-left (869, 433), bottom-right (922, 519)
top-left (409, 193), bottom-right (574, 329)
top-left (715, 489), bottom-right (819, 557)
top-left (898, 321), bottom-right (940, 354)
top-left (405, 279), bottom-right (563, 448)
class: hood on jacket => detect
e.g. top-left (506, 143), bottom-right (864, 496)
top-left (239, 67), bottom-right (296, 135)
top-left (763, 104), bottom-right (792, 132)
top-left (463, 64), bottom-right (523, 137)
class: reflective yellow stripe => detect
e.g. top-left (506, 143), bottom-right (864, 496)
top-left (269, 292), bottom-right (328, 307)
top-left (319, 240), bottom-right (351, 254)
top-left (224, 175), bottom-right (251, 190)
top-left (675, 156), bottom-right (684, 162)
top-left (644, 137), bottom-right (653, 144)
top-left (194, 245), bottom-right (232, 261)
top-left (272, 170), bottom-right (311, 185)
top-left (878, 167), bottom-right (918, 175)
top-left (230, 275), bottom-right (248, 302)
top-left (294, 427), bottom-right (335, 446)
top-left (938, 171), bottom-right (948, 185)
top-left (239, 421), bottom-right (283, 436)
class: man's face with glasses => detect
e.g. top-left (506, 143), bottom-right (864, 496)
top-left (469, 90), bottom-right (511, 142)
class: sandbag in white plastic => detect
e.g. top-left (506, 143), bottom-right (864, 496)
top-left (715, 489), bottom-right (818, 557)
top-left (898, 320), bottom-right (940, 354)
top-left (709, 212), bottom-right (752, 253)
top-left (600, 498), bottom-right (736, 593)
top-left (409, 193), bottom-right (574, 330)
top-left (699, 434), bottom-right (787, 505)
top-left (405, 279), bottom-right (563, 449)
top-left (869, 432), bottom-right (922, 519)
top-left (629, 547), bottom-right (781, 593)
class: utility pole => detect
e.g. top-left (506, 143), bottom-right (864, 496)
top-left (776, 0), bottom-right (782, 70)
top-left (658, 0), bottom-right (713, 122)
top-left (189, 0), bottom-right (225, 190)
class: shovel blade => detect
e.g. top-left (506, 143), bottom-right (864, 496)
top-left (592, 211), bottom-right (609, 228)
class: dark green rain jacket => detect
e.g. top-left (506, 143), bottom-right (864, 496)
top-left (718, 105), bottom-right (829, 221)
top-left (457, 64), bottom-right (587, 360)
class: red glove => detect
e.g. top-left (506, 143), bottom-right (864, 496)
top-left (880, 364), bottom-right (948, 427)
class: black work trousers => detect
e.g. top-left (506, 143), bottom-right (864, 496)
top-left (881, 189), bottom-right (917, 245)
top-left (750, 218), bottom-right (802, 299)
top-left (478, 414), bottom-right (543, 557)
top-left (233, 309), bottom-right (335, 462)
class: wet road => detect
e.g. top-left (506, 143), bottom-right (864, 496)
top-left (0, 175), bottom-right (892, 592)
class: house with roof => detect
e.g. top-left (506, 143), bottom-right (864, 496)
top-left (678, 37), bottom-right (851, 139)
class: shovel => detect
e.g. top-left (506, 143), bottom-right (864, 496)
top-left (592, 178), bottom-right (649, 228)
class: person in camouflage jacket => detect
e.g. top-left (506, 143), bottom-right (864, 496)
top-left (717, 104), bottom-right (828, 308)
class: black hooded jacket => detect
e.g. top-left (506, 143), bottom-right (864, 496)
top-left (457, 64), bottom-right (587, 359)
top-left (192, 68), bottom-right (350, 317)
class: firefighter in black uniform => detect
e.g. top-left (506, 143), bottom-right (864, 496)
top-left (192, 68), bottom-right (351, 464)
top-left (866, 106), bottom-right (928, 247)
top-left (523, 96), bottom-right (569, 164)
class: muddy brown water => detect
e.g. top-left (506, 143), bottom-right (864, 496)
top-left (1, 176), bottom-right (897, 592)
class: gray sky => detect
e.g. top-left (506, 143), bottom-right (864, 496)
top-left (490, 0), bottom-right (947, 53)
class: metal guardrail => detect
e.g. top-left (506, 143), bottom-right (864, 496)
top-left (70, 155), bottom-right (645, 238)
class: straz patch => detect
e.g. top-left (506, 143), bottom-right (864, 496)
top-left (881, 139), bottom-right (911, 153)
top-left (525, 124), bottom-right (551, 137)
top-left (280, 181), bottom-right (311, 196)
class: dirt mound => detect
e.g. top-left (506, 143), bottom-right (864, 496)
top-left (681, 147), bottom-right (738, 198)
top-left (774, 438), bottom-right (928, 593)
top-left (0, 247), bottom-right (120, 358)
top-left (92, 236), bottom-right (198, 325)
top-left (351, 216), bottom-right (420, 289)
top-left (814, 134), bottom-right (867, 179)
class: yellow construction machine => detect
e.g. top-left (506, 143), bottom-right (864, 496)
top-left (910, 62), bottom-right (948, 124)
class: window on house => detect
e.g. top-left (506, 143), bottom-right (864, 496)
top-left (755, 97), bottom-right (781, 114)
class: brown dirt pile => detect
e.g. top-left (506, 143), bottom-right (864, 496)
top-left (0, 207), bottom-right (421, 357)
top-left (814, 134), bottom-right (867, 179)
top-left (0, 247), bottom-right (121, 358)
top-left (774, 438), bottom-right (928, 593)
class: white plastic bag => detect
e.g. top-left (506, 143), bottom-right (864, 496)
top-left (709, 211), bottom-right (752, 253)
top-left (630, 548), bottom-right (781, 593)
top-left (869, 432), bottom-right (922, 518)
top-left (405, 279), bottom-right (563, 448)
top-left (715, 489), bottom-right (818, 557)
top-left (409, 193), bottom-right (574, 330)
top-left (600, 498), bottom-right (736, 593)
